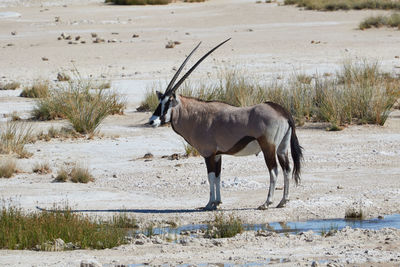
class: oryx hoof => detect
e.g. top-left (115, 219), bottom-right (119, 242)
top-left (199, 203), bottom-right (217, 211)
top-left (257, 204), bottom-right (268, 210)
top-left (276, 199), bottom-right (289, 208)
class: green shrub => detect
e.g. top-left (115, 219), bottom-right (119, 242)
top-left (360, 13), bottom-right (400, 29)
top-left (206, 214), bottom-right (243, 238)
top-left (0, 205), bottom-right (135, 250)
top-left (284, 0), bottom-right (400, 11)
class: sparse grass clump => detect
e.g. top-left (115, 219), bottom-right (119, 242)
top-left (0, 82), bottom-right (20, 90)
top-left (55, 164), bottom-right (94, 183)
top-left (359, 13), bottom-right (400, 29)
top-left (0, 159), bottom-right (17, 178)
top-left (140, 60), bottom-right (400, 130)
top-left (32, 74), bottom-right (125, 134)
top-left (284, 0), bottom-right (400, 11)
top-left (0, 205), bottom-right (134, 250)
top-left (183, 143), bottom-right (200, 157)
top-left (206, 214), bottom-right (243, 238)
top-left (0, 121), bottom-right (33, 158)
top-left (37, 126), bottom-right (81, 141)
top-left (105, 0), bottom-right (171, 5)
top-left (20, 80), bottom-right (50, 98)
top-left (33, 162), bottom-right (51, 174)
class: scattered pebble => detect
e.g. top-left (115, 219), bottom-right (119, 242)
top-left (11, 31), bottom-right (16, 35)
top-left (91, 33), bottom-right (98, 38)
top-left (41, 57), bottom-right (49, 61)
top-left (132, 34), bottom-right (139, 38)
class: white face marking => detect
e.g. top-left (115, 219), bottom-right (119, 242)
top-left (149, 115), bottom-right (161, 127)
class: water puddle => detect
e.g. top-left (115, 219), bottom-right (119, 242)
top-left (148, 214), bottom-right (400, 236)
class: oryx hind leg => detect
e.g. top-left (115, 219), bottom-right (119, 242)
top-left (276, 128), bottom-right (292, 208)
top-left (257, 136), bottom-right (278, 210)
top-left (202, 155), bottom-right (222, 211)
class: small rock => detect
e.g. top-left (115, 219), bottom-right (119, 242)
top-left (75, 36), bottom-right (81, 41)
top-left (112, 32), bottom-right (119, 35)
top-left (41, 57), bottom-right (49, 61)
top-left (6, 43), bottom-right (14, 47)
top-left (108, 39), bottom-right (118, 43)
top-left (54, 16), bottom-right (60, 22)
top-left (57, 36), bottom-right (62, 40)
top-left (91, 33), bottom-right (98, 38)
top-left (143, 153), bottom-right (154, 159)
top-left (68, 41), bottom-right (78, 45)
top-left (135, 240), bottom-right (145, 245)
top-left (168, 153), bottom-right (180, 160)
top-left (152, 236), bottom-right (163, 244)
top-left (65, 35), bottom-right (72, 40)
top-left (132, 34), bottom-right (139, 38)
top-left (165, 41), bottom-right (176, 49)
top-left (80, 40), bottom-right (86, 44)
top-left (337, 185), bottom-right (344, 189)
top-left (311, 261), bottom-right (319, 267)
top-left (395, 55), bottom-right (399, 59)
top-left (57, 72), bottom-right (70, 81)
top-left (11, 31), bottom-right (17, 35)
top-left (93, 37), bottom-right (105, 43)
top-left (80, 260), bottom-right (101, 267)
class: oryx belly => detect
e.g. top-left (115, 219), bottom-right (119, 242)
top-left (232, 140), bottom-right (261, 156)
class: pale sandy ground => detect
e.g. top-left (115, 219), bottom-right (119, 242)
top-left (1, 0), bottom-right (400, 266)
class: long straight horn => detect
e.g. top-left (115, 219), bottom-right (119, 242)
top-left (170, 38), bottom-right (231, 94)
top-left (164, 42), bottom-right (202, 96)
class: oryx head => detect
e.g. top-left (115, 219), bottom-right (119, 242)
top-left (149, 38), bottom-right (231, 127)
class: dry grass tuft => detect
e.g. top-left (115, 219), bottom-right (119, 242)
top-left (345, 207), bottom-right (365, 219)
top-left (284, 0), bottom-right (400, 11)
top-left (32, 72), bottom-right (125, 134)
top-left (183, 143), bottom-right (200, 157)
top-left (0, 159), bottom-right (17, 178)
top-left (20, 80), bottom-right (50, 98)
top-left (0, 82), bottom-right (20, 90)
top-left (33, 162), bottom-right (51, 175)
top-left (359, 13), bottom-right (400, 29)
top-left (140, 59), bottom-right (400, 130)
top-left (105, 0), bottom-right (171, 4)
top-left (0, 121), bottom-right (34, 158)
top-left (55, 164), bottom-right (94, 183)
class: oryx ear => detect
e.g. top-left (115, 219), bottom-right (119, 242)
top-left (156, 91), bottom-right (163, 100)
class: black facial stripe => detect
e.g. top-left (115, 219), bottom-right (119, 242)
top-left (160, 99), bottom-right (171, 124)
top-left (153, 104), bottom-right (162, 117)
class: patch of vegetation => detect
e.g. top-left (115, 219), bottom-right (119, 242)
top-left (0, 121), bottom-right (33, 158)
top-left (206, 214), bottom-right (243, 238)
top-left (345, 207), bottom-right (365, 219)
top-left (144, 223), bottom-right (155, 237)
top-left (20, 80), bottom-right (50, 98)
top-left (284, 0), bottom-right (400, 11)
top-left (320, 223), bottom-right (338, 237)
top-left (33, 162), bottom-right (51, 174)
top-left (0, 205), bottom-right (136, 250)
top-left (184, 0), bottom-right (206, 2)
top-left (54, 168), bottom-right (69, 182)
top-left (37, 126), bottom-right (81, 141)
top-left (105, 0), bottom-right (171, 5)
top-left (183, 142), bottom-right (200, 157)
top-left (32, 74), bottom-right (125, 134)
top-left (140, 60), bottom-right (400, 130)
top-left (359, 13), bottom-right (400, 29)
top-left (0, 159), bottom-right (17, 178)
top-left (55, 164), bottom-right (94, 183)
top-left (0, 82), bottom-right (20, 90)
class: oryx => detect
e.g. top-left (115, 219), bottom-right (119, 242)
top-left (149, 39), bottom-right (303, 210)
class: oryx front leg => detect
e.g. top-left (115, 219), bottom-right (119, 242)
top-left (203, 155), bottom-right (222, 211)
top-left (257, 137), bottom-right (278, 210)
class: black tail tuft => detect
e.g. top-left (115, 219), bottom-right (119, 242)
top-left (288, 118), bottom-right (303, 185)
